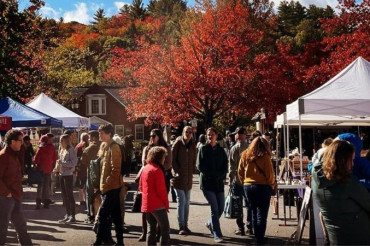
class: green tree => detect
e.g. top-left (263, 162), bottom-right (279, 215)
top-left (0, 0), bottom-right (48, 101)
top-left (92, 8), bottom-right (106, 24)
top-left (277, 0), bottom-right (306, 37)
top-left (128, 0), bottom-right (147, 20)
top-left (40, 45), bottom-right (95, 102)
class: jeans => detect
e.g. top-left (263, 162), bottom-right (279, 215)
top-left (60, 175), bottom-right (75, 216)
top-left (96, 188), bottom-right (123, 244)
top-left (202, 190), bottom-right (225, 239)
top-left (175, 189), bottom-right (191, 227)
top-left (146, 209), bottom-right (170, 246)
top-left (244, 184), bottom-right (271, 244)
top-left (86, 175), bottom-right (94, 219)
top-left (0, 196), bottom-right (32, 245)
top-left (36, 173), bottom-right (51, 201)
top-left (234, 183), bottom-right (252, 230)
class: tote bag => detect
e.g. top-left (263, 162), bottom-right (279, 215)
top-left (224, 183), bottom-right (243, 219)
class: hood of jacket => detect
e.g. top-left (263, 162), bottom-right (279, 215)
top-left (337, 133), bottom-right (362, 158)
top-left (313, 162), bottom-right (337, 189)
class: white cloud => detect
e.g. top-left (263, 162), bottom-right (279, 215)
top-left (114, 1), bottom-right (130, 11)
top-left (271, 0), bottom-right (339, 11)
top-left (39, 5), bottom-right (61, 20)
top-left (63, 2), bottom-right (90, 24)
top-left (90, 2), bottom-right (105, 12)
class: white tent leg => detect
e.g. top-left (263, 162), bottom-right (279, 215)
top-left (299, 114), bottom-right (303, 179)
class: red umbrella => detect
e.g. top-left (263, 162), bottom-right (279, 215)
top-left (0, 115), bottom-right (12, 131)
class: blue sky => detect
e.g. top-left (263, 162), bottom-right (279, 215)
top-left (19, 0), bottom-right (341, 25)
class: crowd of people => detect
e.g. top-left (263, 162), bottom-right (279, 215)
top-left (2, 124), bottom-right (370, 246)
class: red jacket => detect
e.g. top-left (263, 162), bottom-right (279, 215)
top-left (34, 144), bottom-right (57, 174)
top-left (0, 147), bottom-right (23, 200)
top-left (139, 163), bottom-right (169, 213)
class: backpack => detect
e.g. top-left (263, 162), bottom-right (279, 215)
top-left (90, 157), bottom-right (102, 189)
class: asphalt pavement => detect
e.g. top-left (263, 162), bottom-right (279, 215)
top-left (5, 175), bottom-right (309, 245)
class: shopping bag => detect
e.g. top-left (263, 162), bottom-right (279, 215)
top-left (27, 167), bottom-right (44, 184)
top-left (224, 184), bottom-right (243, 219)
top-left (131, 191), bottom-right (142, 213)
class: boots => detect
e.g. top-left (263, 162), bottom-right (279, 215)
top-left (35, 198), bottom-right (41, 210)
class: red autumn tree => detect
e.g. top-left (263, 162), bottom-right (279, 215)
top-left (106, 3), bottom-right (263, 126)
top-left (303, 0), bottom-right (370, 89)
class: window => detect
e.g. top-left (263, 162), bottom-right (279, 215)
top-left (115, 125), bottom-right (124, 137)
top-left (87, 94), bottom-right (106, 115)
top-left (135, 124), bottom-right (144, 140)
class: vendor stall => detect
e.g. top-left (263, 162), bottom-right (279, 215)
top-left (27, 93), bottom-right (89, 128)
top-left (0, 97), bottom-right (63, 127)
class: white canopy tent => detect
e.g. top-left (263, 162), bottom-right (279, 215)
top-left (27, 93), bottom-right (89, 128)
top-left (283, 56), bottom-right (370, 176)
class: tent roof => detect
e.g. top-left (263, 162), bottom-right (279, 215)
top-left (27, 93), bottom-right (89, 128)
top-left (287, 57), bottom-right (370, 121)
top-left (0, 97), bottom-right (63, 127)
top-left (275, 112), bottom-right (370, 127)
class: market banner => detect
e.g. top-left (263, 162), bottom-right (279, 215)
top-left (0, 115), bottom-right (12, 131)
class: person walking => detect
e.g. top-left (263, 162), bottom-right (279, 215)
top-left (238, 137), bottom-right (275, 245)
top-left (228, 127), bottom-right (251, 236)
top-left (172, 126), bottom-right (197, 235)
top-left (139, 146), bottom-right (170, 246)
top-left (75, 132), bottom-right (89, 206)
top-left (312, 140), bottom-right (370, 245)
top-left (34, 134), bottom-right (57, 209)
top-left (57, 134), bottom-right (78, 223)
top-left (197, 127), bottom-right (228, 243)
top-left (139, 129), bottom-right (172, 241)
top-left (0, 129), bottom-right (33, 245)
top-left (93, 124), bottom-right (124, 246)
top-left (22, 135), bottom-right (34, 174)
top-left (80, 130), bottom-right (101, 223)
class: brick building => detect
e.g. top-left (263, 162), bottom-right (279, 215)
top-left (73, 84), bottom-right (150, 141)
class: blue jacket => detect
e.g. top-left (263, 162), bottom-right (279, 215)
top-left (337, 133), bottom-right (370, 190)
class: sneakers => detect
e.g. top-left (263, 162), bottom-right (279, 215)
top-left (235, 228), bottom-right (246, 236)
top-left (179, 226), bottom-right (189, 235)
top-left (65, 216), bottom-right (76, 223)
top-left (214, 237), bottom-right (224, 243)
top-left (58, 215), bottom-right (69, 223)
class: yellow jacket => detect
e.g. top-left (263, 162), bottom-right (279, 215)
top-left (238, 153), bottom-right (275, 189)
top-left (100, 140), bottom-right (123, 194)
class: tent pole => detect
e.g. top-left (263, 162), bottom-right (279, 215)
top-left (283, 123), bottom-right (287, 158)
top-left (286, 124), bottom-right (290, 157)
top-left (299, 114), bottom-right (303, 179)
top-left (276, 125), bottom-right (279, 177)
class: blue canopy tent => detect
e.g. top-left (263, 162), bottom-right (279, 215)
top-left (0, 97), bottom-right (63, 127)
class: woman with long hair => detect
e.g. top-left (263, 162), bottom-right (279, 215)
top-left (56, 134), bottom-right (78, 223)
top-left (312, 140), bottom-right (370, 245)
top-left (139, 146), bottom-right (170, 246)
top-left (172, 126), bottom-right (197, 235)
top-left (139, 129), bottom-right (172, 241)
top-left (197, 127), bottom-right (228, 243)
top-left (238, 137), bottom-right (275, 245)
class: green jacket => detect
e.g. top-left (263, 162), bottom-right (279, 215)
top-left (312, 162), bottom-right (370, 245)
top-left (197, 143), bottom-right (228, 192)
